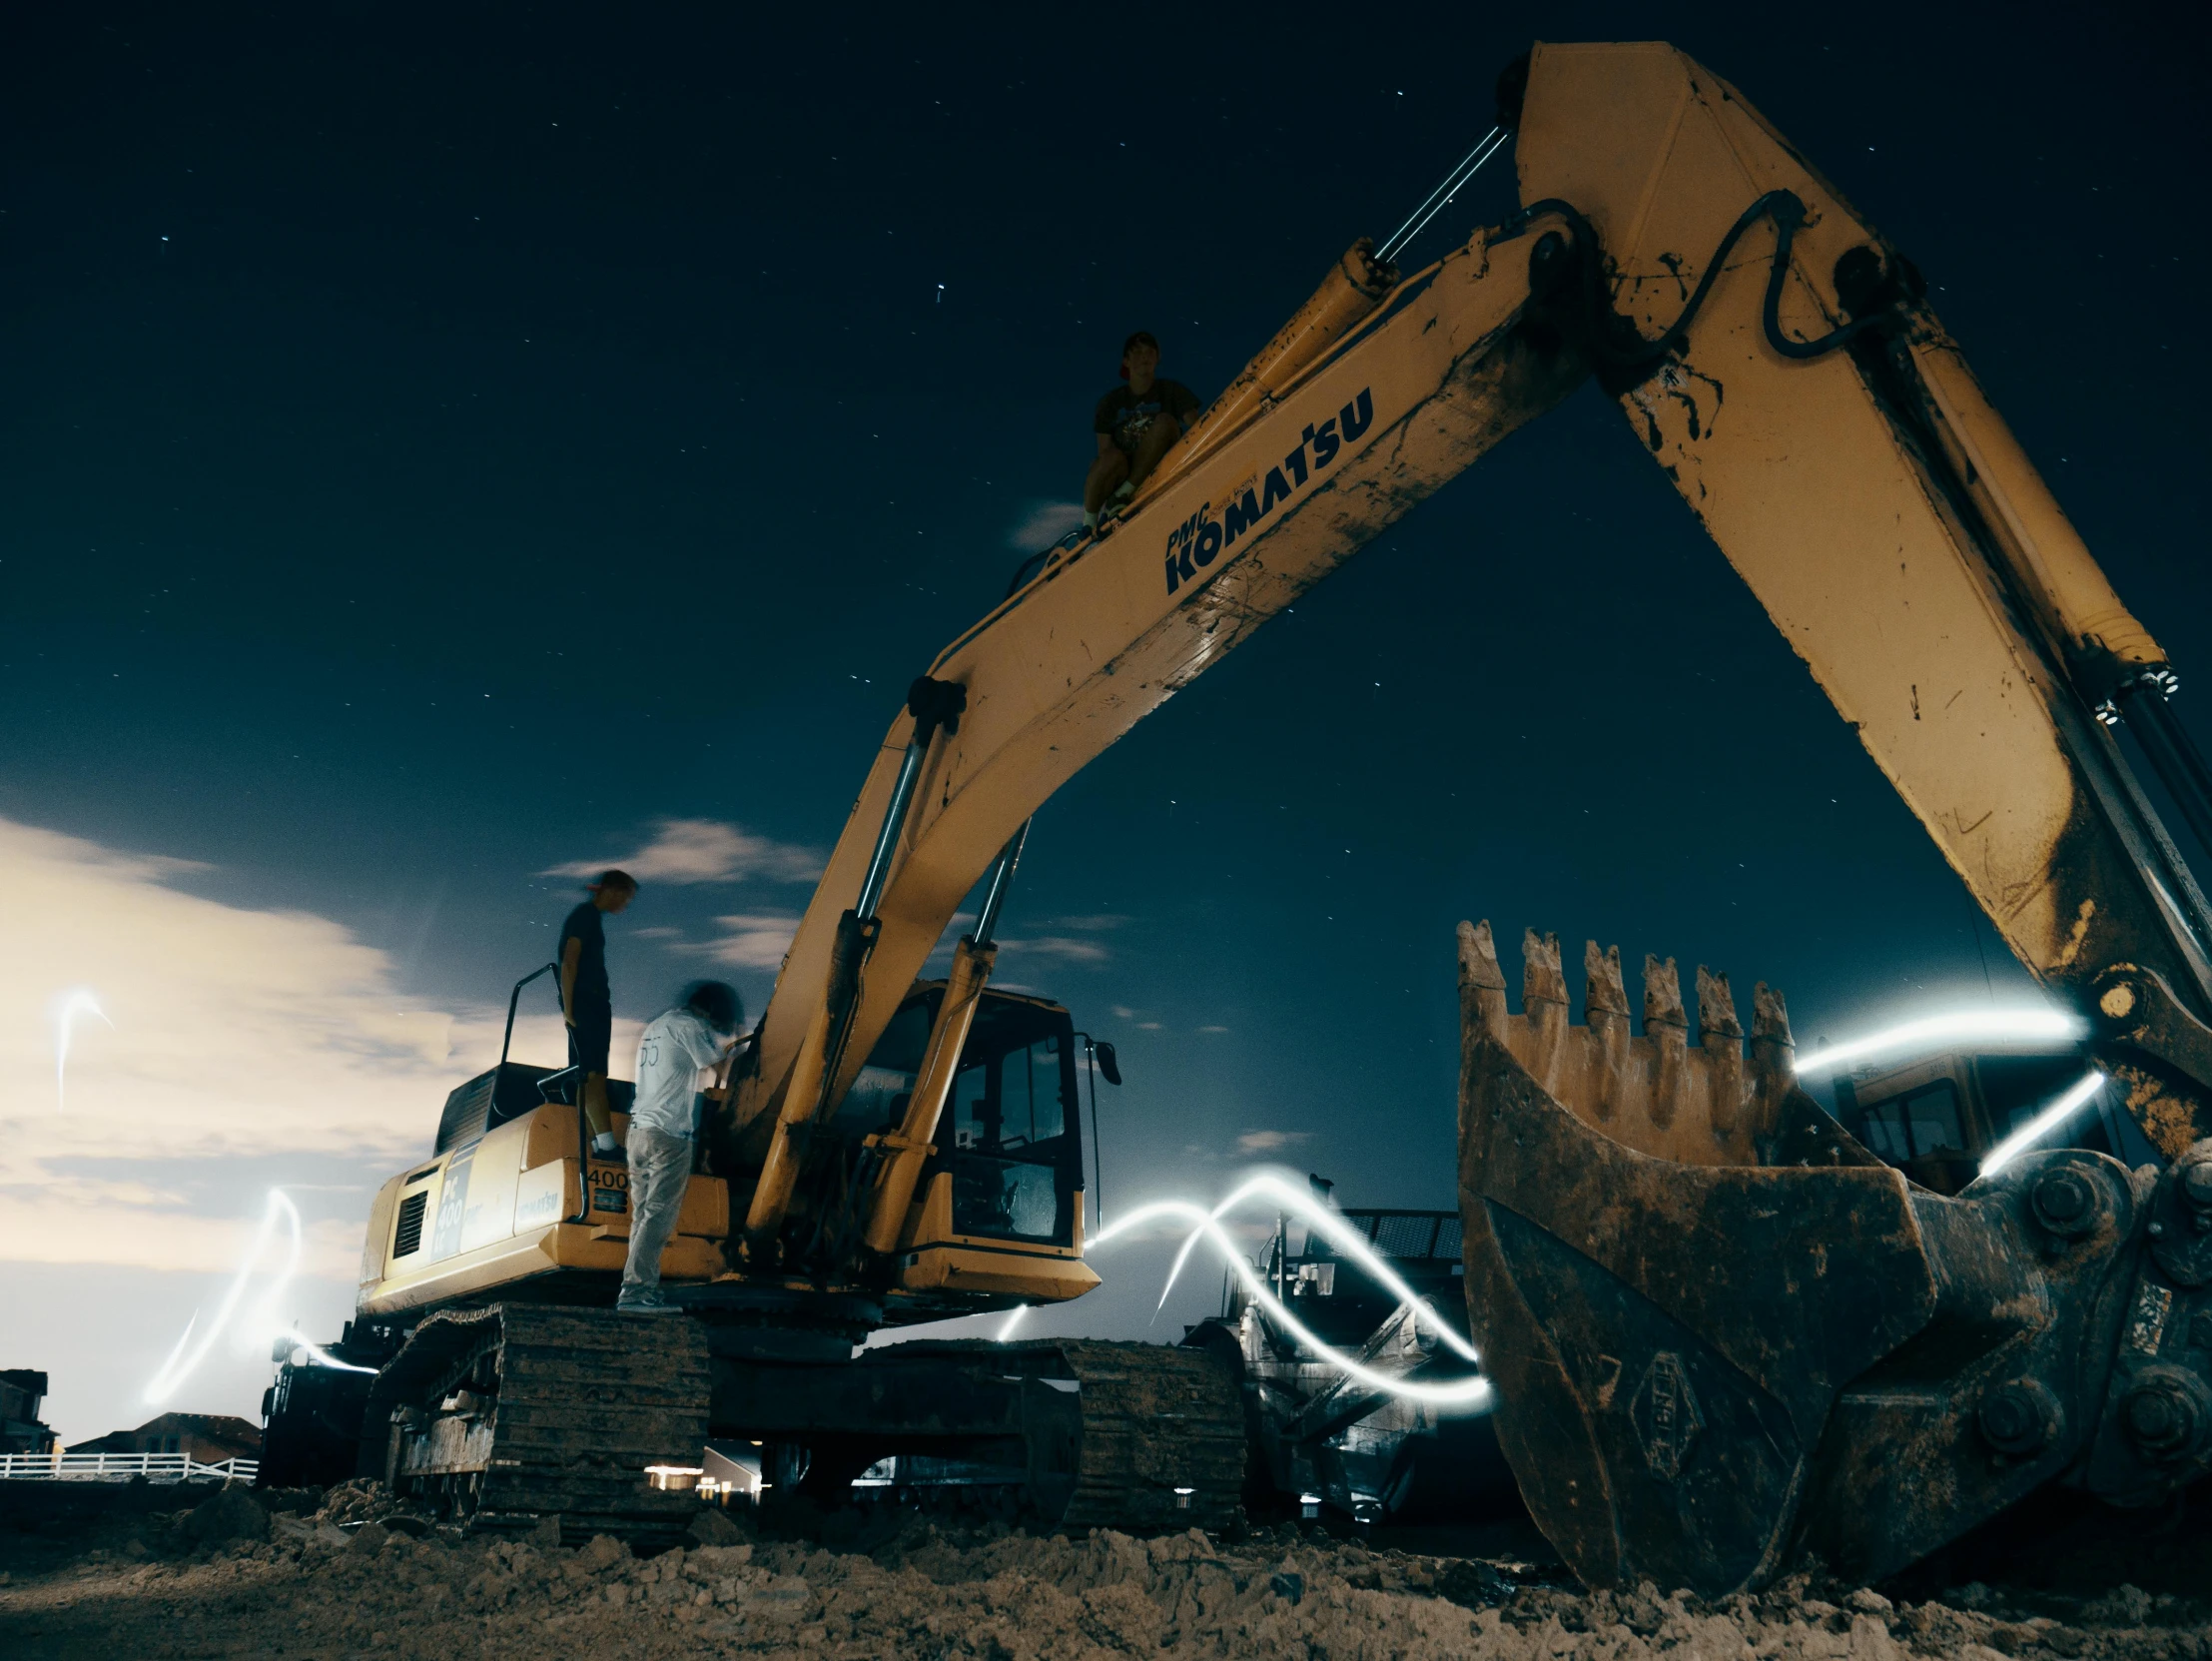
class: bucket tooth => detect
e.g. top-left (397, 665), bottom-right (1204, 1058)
top-left (1643, 954), bottom-right (1686, 1029)
top-left (1585, 941), bottom-right (1630, 1122)
top-left (1750, 981), bottom-right (1792, 1047)
top-left (1523, 928), bottom-right (1566, 1005)
top-left (1585, 940), bottom-right (1628, 1016)
top-left (1644, 955), bottom-right (1688, 1131)
top-left (1456, 919), bottom-right (1509, 1042)
top-left (1523, 929), bottom-right (1567, 1090)
top-left (1750, 982), bottom-right (1796, 1140)
top-left (1695, 964), bottom-right (1742, 1041)
top-left (1698, 966), bottom-right (1747, 1139)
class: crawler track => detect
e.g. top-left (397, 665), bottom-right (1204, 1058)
top-left (368, 1309), bottom-right (1246, 1539)
top-left (1049, 1339), bottom-right (1249, 1532)
top-left (725, 1335), bottom-right (1249, 1533)
top-left (365, 1303), bottom-right (709, 1545)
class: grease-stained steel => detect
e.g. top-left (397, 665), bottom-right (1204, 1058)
top-left (1456, 919), bottom-right (2212, 1597)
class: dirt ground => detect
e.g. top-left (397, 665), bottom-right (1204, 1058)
top-left (2, 1478), bottom-right (2209, 1661)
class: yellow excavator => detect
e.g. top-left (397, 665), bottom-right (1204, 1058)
top-left (262, 41), bottom-right (2212, 1576)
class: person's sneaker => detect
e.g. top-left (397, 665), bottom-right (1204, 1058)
top-left (590, 1133), bottom-right (626, 1163)
top-left (615, 1293), bottom-right (681, 1315)
top-left (1109, 480), bottom-right (1136, 505)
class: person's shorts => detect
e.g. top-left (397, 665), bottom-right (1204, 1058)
top-left (569, 1008), bottom-right (612, 1074)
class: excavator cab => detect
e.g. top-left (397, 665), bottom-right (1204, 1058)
top-left (1831, 1047), bottom-right (2158, 1195)
top-left (835, 981), bottom-right (1088, 1251)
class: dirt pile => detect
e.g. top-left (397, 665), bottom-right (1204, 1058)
top-left (3, 1484), bottom-right (2210, 1660)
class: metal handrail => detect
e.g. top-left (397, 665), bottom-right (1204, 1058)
top-left (498, 960), bottom-right (599, 1226)
top-left (501, 961), bottom-right (560, 1069)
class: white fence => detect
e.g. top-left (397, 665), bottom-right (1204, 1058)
top-left (0, 1450), bottom-right (259, 1483)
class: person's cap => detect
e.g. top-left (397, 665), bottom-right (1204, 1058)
top-left (588, 869), bottom-right (638, 893)
top-left (1119, 331), bottom-right (1159, 378)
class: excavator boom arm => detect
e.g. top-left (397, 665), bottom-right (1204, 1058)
top-left (727, 213), bottom-right (1591, 1165)
top-left (1511, 40), bottom-right (2212, 1149)
top-left (1449, 43), bottom-right (2212, 1598)
top-left (730, 38), bottom-right (2212, 1254)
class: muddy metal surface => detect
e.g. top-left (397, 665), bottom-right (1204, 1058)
top-left (2, 1479), bottom-right (2210, 1660)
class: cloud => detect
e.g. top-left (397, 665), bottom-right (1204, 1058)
top-left (0, 817), bottom-right (601, 1257)
top-left (1197, 1025), bottom-right (1229, 1034)
top-left (1235, 1130), bottom-right (1314, 1155)
top-left (1050, 914), bottom-right (1127, 932)
top-left (686, 912), bottom-right (804, 970)
top-left (997, 936), bottom-right (1110, 964)
top-left (0, 814), bottom-right (664, 1441)
top-left (1009, 499), bottom-right (1084, 549)
top-left (627, 926), bottom-right (682, 940)
top-left (541, 817), bottom-right (822, 887)
top-left (1111, 1006), bottom-right (1137, 1020)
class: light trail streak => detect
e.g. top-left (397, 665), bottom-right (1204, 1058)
top-left (1150, 1175), bottom-right (1484, 1367)
top-left (51, 989), bottom-right (113, 1112)
top-left (1792, 1007), bottom-right (2083, 1078)
top-left (1979, 1070), bottom-right (2108, 1176)
top-left (997, 1304), bottom-right (1030, 1342)
top-left (144, 1189), bottom-right (373, 1405)
top-left (1094, 1196), bottom-right (1490, 1408)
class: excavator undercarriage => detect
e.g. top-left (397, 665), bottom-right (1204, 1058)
top-left (360, 1307), bottom-right (1244, 1546)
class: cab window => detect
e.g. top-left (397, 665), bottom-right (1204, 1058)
top-left (1858, 1079), bottom-right (1965, 1161)
top-left (947, 1014), bottom-right (1077, 1244)
top-left (838, 997), bottom-right (935, 1137)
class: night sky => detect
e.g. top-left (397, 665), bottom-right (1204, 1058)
top-left (6, 3), bottom-right (2210, 1441)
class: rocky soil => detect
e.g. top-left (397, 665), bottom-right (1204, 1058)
top-left (2, 1479), bottom-right (2209, 1661)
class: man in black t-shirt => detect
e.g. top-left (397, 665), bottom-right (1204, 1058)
top-left (1084, 332), bottom-right (1200, 533)
top-left (558, 868), bottom-right (636, 1159)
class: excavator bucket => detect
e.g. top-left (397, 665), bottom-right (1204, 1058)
top-left (1454, 921), bottom-right (2212, 1598)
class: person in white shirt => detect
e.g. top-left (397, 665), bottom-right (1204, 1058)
top-left (616, 980), bottom-right (743, 1314)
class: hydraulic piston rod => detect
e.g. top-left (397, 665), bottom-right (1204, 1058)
top-left (744, 677), bottom-right (969, 1256)
top-left (859, 822), bottom-right (1029, 1255)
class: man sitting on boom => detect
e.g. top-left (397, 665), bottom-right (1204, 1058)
top-left (1083, 331), bottom-right (1200, 533)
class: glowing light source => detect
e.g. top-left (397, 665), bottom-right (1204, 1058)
top-left (50, 989), bottom-right (113, 1112)
top-left (1979, 1070), bottom-right (2108, 1176)
top-left (1094, 1190), bottom-right (1490, 1408)
top-left (1792, 1008), bottom-right (2084, 1077)
top-left (997, 1304), bottom-right (1030, 1342)
top-left (144, 1189), bottom-right (374, 1405)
